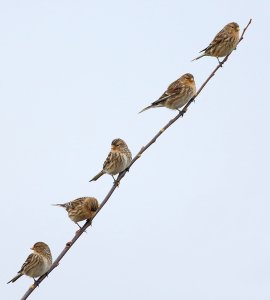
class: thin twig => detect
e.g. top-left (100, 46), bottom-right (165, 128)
top-left (20, 18), bottom-right (252, 300)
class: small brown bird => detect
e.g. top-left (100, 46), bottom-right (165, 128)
top-left (139, 73), bottom-right (196, 113)
top-left (53, 197), bottom-right (99, 227)
top-left (90, 138), bottom-right (132, 182)
top-left (192, 22), bottom-right (240, 63)
top-left (7, 242), bottom-right (52, 284)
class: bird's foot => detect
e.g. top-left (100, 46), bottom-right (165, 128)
top-left (114, 179), bottom-right (120, 187)
top-left (33, 279), bottom-right (39, 287)
top-left (76, 222), bottom-right (82, 229)
top-left (112, 175), bottom-right (120, 187)
top-left (217, 58), bottom-right (223, 67)
top-left (177, 108), bottom-right (186, 116)
top-left (75, 222), bottom-right (87, 233)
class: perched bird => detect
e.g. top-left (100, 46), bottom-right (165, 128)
top-left (192, 22), bottom-right (240, 63)
top-left (139, 73), bottom-right (196, 113)
top-left (53, 197), bottom-right (99, 227)
top-left (7, 242), bottom-right (52, 284)
top-left (90, 138), bottom-right (132, 182)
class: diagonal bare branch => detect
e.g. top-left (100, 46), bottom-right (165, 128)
top-left (20, 18), bottom-right (252, 300)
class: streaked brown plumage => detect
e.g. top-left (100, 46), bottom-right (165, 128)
top-left (139, 73), bottom-right (196, 113)
top-left (90, 138), bottom-right (132, 182)
top-left (53, 197), bottom-right (99, 226)
top-left (192, 22), bottom-right (240, 62)
top-left (7, 242), bottom-right (52, 284)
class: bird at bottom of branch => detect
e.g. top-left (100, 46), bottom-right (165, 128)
top-left (7, 242), bottom-right (52, 284)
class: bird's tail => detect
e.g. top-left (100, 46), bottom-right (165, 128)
top-left (52, 203), bottom-right (66, 208)
top-left (89, 170), bottom-right (105, 182)
top-left (138, 105), bottom-right (153, 114)
top-left (191, 53), bottom-right (205, 61)
top-left (7, 273), bottom-right (23, 284)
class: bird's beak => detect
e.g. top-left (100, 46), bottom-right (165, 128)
top-left (30, 247), bottom-right (34, 250)
top-left (237, 26), bottom-right (240, 32)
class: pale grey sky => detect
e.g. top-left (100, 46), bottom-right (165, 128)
top-left (1, 1), bottom-right (269, 299)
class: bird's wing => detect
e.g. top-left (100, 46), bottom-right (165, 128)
top-left (200, 28), bottom-right (228, 53)
top-left (151, 79), bottom-right (181, 105)
top-left (166, 78), bottom-right (182, 94)
top-left (70, 198), bottom-right (87, 207)
top-left (18, 253), bottom-right (41, 274)
top-left (103, 151), bottom-right (114, 170)
top-left (139, 78), bottom-right (182, 113)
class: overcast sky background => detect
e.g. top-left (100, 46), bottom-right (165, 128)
top-left (1, 1), bottom-right (269, 299)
